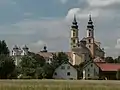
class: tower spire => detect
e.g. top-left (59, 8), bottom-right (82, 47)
top-left (89, 14), bottom-right (92, 21)
top-left (87, 14), bottom-right (94, 29)
top-left (70, 14), bottom-right (79, 49)
top-left (73, 14), bottom-right (76, 23)
top-left (86, 14), bottom-right (95, 59)
top-left (71, 14), bottom-right (78, 29)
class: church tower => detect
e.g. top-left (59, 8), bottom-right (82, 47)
top-left (70, 15), bottom-right (79, 50)
top-left (86, 15), bottom-right (95, 58)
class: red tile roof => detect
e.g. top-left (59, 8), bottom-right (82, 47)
top-left (96, 63), bottom-right (120, 71)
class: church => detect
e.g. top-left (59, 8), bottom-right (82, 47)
top-left (69, 15), bottom-right (105, 65)
top-left (12, 15), bottom-right (105, 66)
top-left (37, 15), bottom-right (105, 66)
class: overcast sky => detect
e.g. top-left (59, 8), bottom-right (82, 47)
top-left (0, 0), bottom-right (120, 58)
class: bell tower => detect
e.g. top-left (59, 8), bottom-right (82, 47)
top-left (86, 15), bottom-right (95, 58)
top-left (70, 15), bottom-right (79, 50)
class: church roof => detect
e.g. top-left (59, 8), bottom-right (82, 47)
top-left (72, 41), bottom-right (90, 54)
top-left (37, 52), bottom-right (53, 58)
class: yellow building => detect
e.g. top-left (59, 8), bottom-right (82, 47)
top-left (70, 15), bottom-right (105, 65)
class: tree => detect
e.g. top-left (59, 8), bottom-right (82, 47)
top-left (20, 53), bottom-right (46, 79)
top-left (114, 56), bottom-right (120, 63)
top-left (20, 55), bottom-right (37, 78)
top-left (51, 52), bottom-right (69, 69)
top-left (57, 52), bottom-right (69, 63)
top-left (105, 57), bottom-right (114, 63)
top-left (0, 40), bottom-right (9, 55)
top-left (42, 63), bottom-right (54, 79)
top-left (0, 54), bottom-right (15, 79)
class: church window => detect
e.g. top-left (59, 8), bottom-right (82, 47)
top-left (73, 46), bottom-right (76, 48)
top-left (73, 40), bottom-right (75, 43)
top-left (89, 45), bottom-right (91, 48)
top-left (89, 32), bottom-right (91, 37)
top-left (73, 32), bottom-right (75, 36)
top-left (89, 39), bottom-right (91, 43)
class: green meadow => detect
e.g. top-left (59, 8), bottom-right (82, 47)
top-left (0, 80), bottom-right (119, 90)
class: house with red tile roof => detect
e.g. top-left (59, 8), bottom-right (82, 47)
top-left (83, 57), bottom-right (120, 80)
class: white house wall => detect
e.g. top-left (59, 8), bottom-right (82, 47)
top-left (53, 63), bottom-right (77, 80)
top-left (83, 63), bottom-right (99, 79)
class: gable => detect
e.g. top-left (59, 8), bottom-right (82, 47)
top-left (55, 62), bottom-right (77, 72)
top-left (83, 60), bottom-right (100, 70)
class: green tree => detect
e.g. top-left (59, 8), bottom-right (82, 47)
top-left (51, 53), bottom-right (60, 69)
top-left (0, 54), bottom-right (15, 79)
top-left (57, 52), bottom-right (69, 63)
top-left (20, 55), bottom-right (36, 78)
top-left (20, 53), bottom-right (46, 79)
top-left (114, 56), bottom-right (120, 63)
top-left (0, 40), bottom-right (9, 55)
top-left (42, 63), bottom-right (54, 79)
top-left (51, 52), bottom-right (69, 69)
top-left (105, 57), bottom-right (114, 63)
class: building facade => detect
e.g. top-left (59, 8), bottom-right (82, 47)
top-left (83, 61), bottom-right (100, 80)
top-left (53, 61), bottom-right (77, 80)
top-left (12, 45), bottom-right (29, 66)
top-left (70, 15), bottom-right (105, 65)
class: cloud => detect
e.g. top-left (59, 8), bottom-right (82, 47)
top-left (30, 40), bottom-right (46, 47)
top-left (115, 39), bottom-right (120, 49)
top-left (24, 13), bottom-right (33, 16)
top-left (87, 0), bottom-right (120, 7)
top-left (29, 40), bottom-right (46, 52)
top-left (103, 46), bottom-right (110, 50)
top-left (2, 18), bottom-right (70, 52)
top-left (0, 0), bottom-right (16, 6)
top-left (66, 8), bottom-right (101, 20)
top-left (59, 0), bottom-right (68, 4)
top-left (0, 0), bottom-right (120, 57)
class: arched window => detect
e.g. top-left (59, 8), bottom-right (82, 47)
top-left (73, 32), bottom-right (75, 36)
top-left (89, 39), bottom-right (91, 43)
top-left (89, 32), bottom-right (91, 37)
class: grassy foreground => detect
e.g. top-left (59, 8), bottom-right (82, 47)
top-left (0, 80), bottom-right (120, 90)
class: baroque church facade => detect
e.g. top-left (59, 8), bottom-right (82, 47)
top-left (70, 15), bottom-right (105, 65)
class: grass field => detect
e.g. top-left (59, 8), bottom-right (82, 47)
top-left (0, 80), bottom-right (120, 90)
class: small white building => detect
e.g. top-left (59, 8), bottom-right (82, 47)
top-left (53, 61), bottom-right (77, 80)
top-left (83, 57), bottom-right (106, 80)
top-left (83, 61), bottom-right (99, 80)
top-left (12, 45), bottom-right (29, 66)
